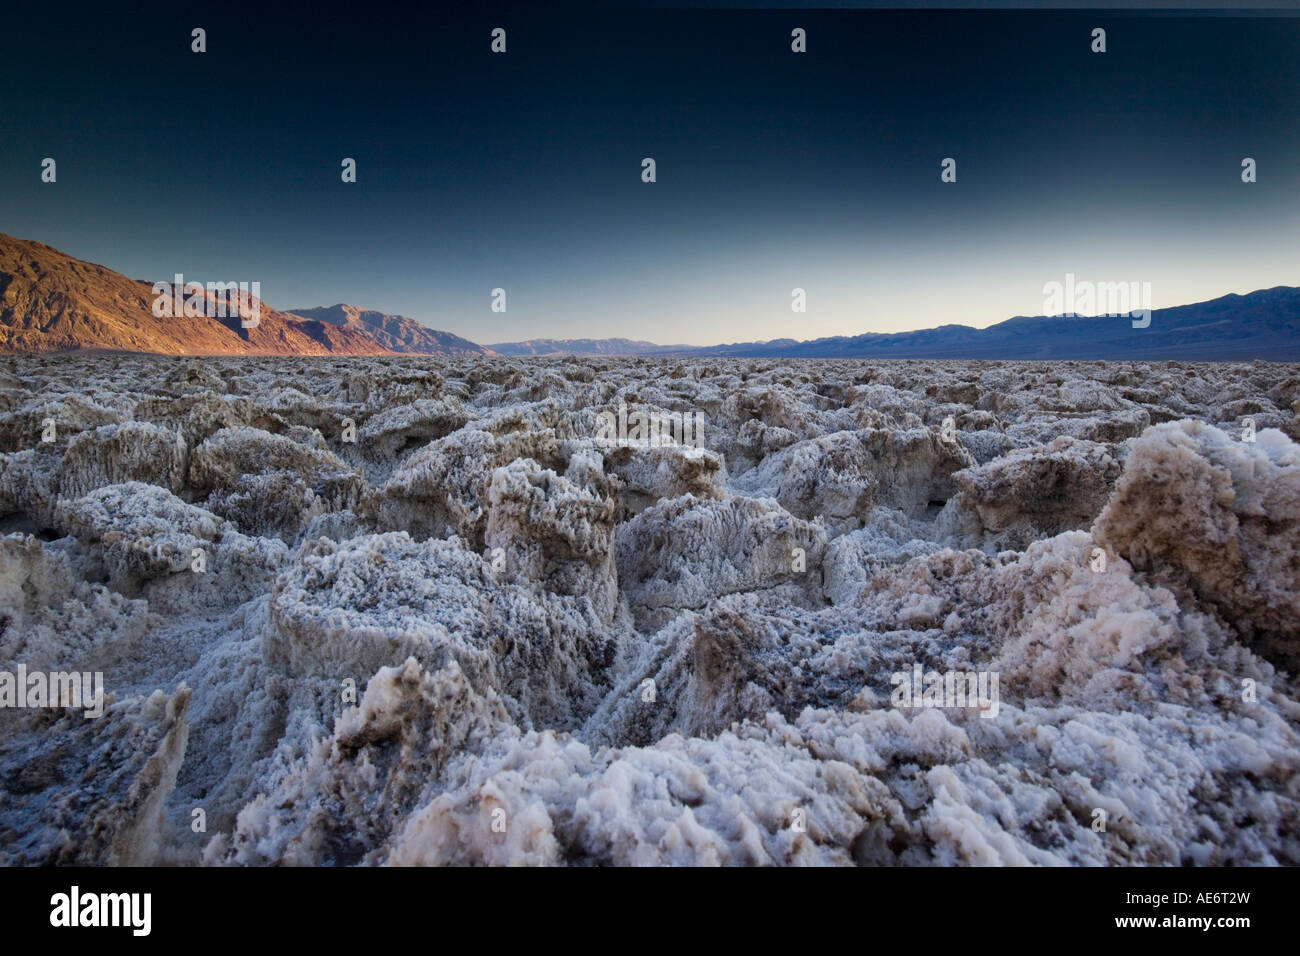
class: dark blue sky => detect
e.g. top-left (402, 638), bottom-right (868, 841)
top-left (2, 3), bottom-right (1297, 344)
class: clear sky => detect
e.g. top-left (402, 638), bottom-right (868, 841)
top-left (2, 3), bottom-right (1297, 346)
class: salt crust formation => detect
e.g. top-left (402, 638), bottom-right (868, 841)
top-left (1, 355), bottom-right (1297, 865)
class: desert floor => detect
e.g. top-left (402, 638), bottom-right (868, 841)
top-left (1, 355), bottom-right (1297, 865)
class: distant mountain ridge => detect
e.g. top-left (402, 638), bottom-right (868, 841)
top-left (652, 286), bottom-right (1300, 361)
top-left (495, 287), bottom-right (1300, 361)
top-left (490, 337), bottom-right (689, 357)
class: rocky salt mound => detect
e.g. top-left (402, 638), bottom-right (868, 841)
top-left (0, 354), bottom-right (1298, 866)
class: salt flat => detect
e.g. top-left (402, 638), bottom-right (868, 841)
top-left (1, 354), bottom-right (1297, 865)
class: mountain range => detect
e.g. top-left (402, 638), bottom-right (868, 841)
top-left (650, 287), bottom-right (1300, 361)
top-left (0, 234), bottom-right (491, 358)
top-left (0, 235), bottom-right (384, 356)
top-left (286, 305), bottom-right (494, 356)
top-left (489, 337), bottom-right (690, 357)
top-left (2, 233), bottom-right (1296, 361)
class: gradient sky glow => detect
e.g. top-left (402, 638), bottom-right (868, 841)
top-left (2, 4), bottom-right (1297, 345)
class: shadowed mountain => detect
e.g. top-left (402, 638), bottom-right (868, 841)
top-left (288, 304), bottom-right (495, 356)
top-left (493, 290), bottom-right (1300, 361)
top-left (655, 287), bottom-right (1300, 361)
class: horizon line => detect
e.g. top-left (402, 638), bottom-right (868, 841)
top-left (3, 231), bottom-right (1295, 351)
